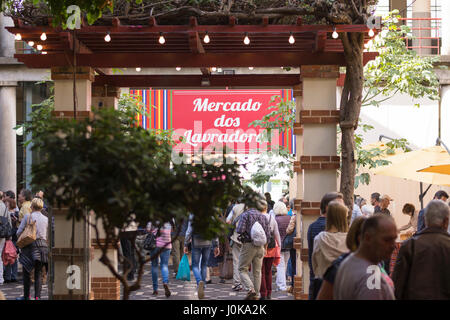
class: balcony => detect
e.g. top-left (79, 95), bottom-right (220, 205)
top-left (399, 17), bottom-right (441, 55)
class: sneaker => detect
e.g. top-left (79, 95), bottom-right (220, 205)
top-left (163, 284), bottom-right (171, 298)
top-left (232, 284), bottom-right (243, 291)
top-left (198, 281), bottom-right (205, 299)
top-left (244, 290), bottom-right (258, 300)
top-left (152, 290), bottom-right (158, 296)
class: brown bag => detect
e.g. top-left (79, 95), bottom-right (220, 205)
top-left (17, 213), bottom-right (36, 248)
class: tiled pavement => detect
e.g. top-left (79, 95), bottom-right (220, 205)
top-left (1, 266), bottom-right (294, 300)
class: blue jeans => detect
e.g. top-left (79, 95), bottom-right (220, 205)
top-left (150, 248), bottom-right (171, 291)
top-left (191, 246), bottom-right (211, 285)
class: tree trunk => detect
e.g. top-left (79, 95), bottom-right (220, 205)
top-left (339, 32), bottom-right (364, 221)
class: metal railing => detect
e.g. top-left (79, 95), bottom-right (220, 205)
top-left (399, 17), bottom-right (442, 55)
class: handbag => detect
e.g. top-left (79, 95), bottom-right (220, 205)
top-left (143, 232), bottom-right (156, 251)
top-left (176, 254), bottom-right (191, 281)
top-left (16, 213), bottom-right (37, 248)
top-left (0, 206), bottom-right (12, 239)
top-left (267, 216), bottom-right (276, 249)
top-left (2, 240), bottom-right (18, 266)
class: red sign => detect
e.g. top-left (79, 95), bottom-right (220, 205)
top-left (171, 90), bottom-right (283, 154)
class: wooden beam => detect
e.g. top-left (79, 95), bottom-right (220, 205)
top-left (93, 74), bottom-right (302, 88)
top-left (314, 31), bottom-right (327, 52)
top-left (13, 52), bottom-right (378, 68)
top-left (59, 32), bottom-right (92, 54)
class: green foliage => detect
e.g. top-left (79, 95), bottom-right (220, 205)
top-left (363, 11), bottom-right (442, 107)
top-left (247, 95), bottom-right (295, 186)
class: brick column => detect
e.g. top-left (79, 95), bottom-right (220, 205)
top-left (292, 83), bottom-right (305, 300)
top-left (91, 237), bottom-right (120, 300)
top-left (51, 67), bottom-right (95, 300)
top-left (92, 85), bottom-right (120, 110)
top-left (299, 65), bottom-right (339, 299)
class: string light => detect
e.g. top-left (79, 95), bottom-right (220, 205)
top-left (243, 33), bottom-right (250, 45)
top-left (15, 33), bottom-right (22, 40)
top-left (368, 28), bottom-right (375, 37)
top-left (136, 67), bottom-right (141, 72)
top-left (217, 68), bottom-right (223, 73)
top-left (159, 32), bottom-right (165, 44)
top-left (176, 67), bottom-right (181, 71)
top-left (248, 67), bottom-right (254, 70)
top-left (203, 32), bottom-right (210, 44)
top-left (40, 32), bottom-right (47, 41)
top-left (27, 41), bottom-right (34, 47)
top-left (104, 32), bottom-right (111, 42)
top-left (211, 67), bottom-right (217, 72)
top-left (37, 44), bottom-right (43, 51)
top-left (289, 32), bottom-right (295, 44)
top-left (332, 27), bottom-right (339, 39)
top-left (42, 51), bottom-right (47, 54)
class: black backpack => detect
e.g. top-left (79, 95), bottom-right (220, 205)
top-left (0, 206), bottom-right (12, 239)
top-left (267, 215), bottom-right (276, 249)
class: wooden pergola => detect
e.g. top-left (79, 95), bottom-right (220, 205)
top-left (6, 16), bottom-right (379, 301)
top-left (7, 16), bottom-right (377, 87)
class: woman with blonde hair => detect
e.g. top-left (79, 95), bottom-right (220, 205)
top-left (312, 202), bottom-right (349, 284)
top-left (316, 216), bottom-right (366, 300)
top-left (16, 197), bottom-right (48, 300)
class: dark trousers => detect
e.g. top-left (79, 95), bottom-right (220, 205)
top-left (120, 236), bottom-right (136, 280)
top-left (308, 276), bottom-right (322, 300)
top-left (260, 257), bottom-right (274, 298)
top-left (23, 261), bottom-right (43, 299)
top-left (289, 249), bottom-right (296, 287)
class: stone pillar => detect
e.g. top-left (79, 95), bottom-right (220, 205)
top-left (412, 0), bottom-right (431, 55)
top-left (442, 0), bottom-right (450, 56)
top-left (0, 14), bottom-right (15, 58)
top-left (297, 65), bottom-right (339, 299)
top-left (0, 82), bottom-right (17, 194)
top-left (51, 67), bottom-right (94, 300)
top-left (92, 85), bottom-right (120, 110)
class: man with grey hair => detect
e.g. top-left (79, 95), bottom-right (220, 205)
top-left (236, 194), bottom-right (270, 300)
top-left (392, 200), bottom-right (450, 300)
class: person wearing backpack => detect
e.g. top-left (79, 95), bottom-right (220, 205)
top-left (273, 201), bottom-right (291, 292)
top-left (260, 207), bottom-right (281, 300)
top-left (235, 194), bottom-right (270, 300)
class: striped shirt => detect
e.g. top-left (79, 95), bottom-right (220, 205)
top-left (147, 222), bottom-right (172, 249)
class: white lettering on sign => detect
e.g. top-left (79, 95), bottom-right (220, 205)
top-left (193, 98), bottom-right (262, 112)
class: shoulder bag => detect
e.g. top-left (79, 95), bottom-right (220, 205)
top-left (16, 213), bottom-right (37, 248)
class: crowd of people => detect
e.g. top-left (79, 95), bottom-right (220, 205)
top-left (1, 186), bottom-right (449, 301)
top-left (0, 189), bottom-right (49, 300)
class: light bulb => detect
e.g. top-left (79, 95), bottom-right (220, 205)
top-left (211, 67), bottom-right (217, 72)
top-left (42, 51), bottom-right (47, 55)
top-left (159, 33), bottom-right (165, 44)
top-left (244, 33), bottom-right (250, 45)
top-left (28, 41), bottom-right (34, 47)
top-left (289, 34), bottom-right (295, 44)
top-left (217, 68), bottom-right (222, 72)
top-left (248, 67), bottom-right (254, 70)
top-left (368, 28), bottom-right (375, 37)
top-left (37, 44), bottom-right (43, 51)
top-left (104, 33), bottom-right (111, 42)
top-left (40, 32), bottom-right (47, 41)
top-left (332, 29), bottom-right (339, 39)
top-left (136, 67), bottom-right (141, 72)
top-left (176, 67), bottom-right (181, 71)
top-left (203, 33), bottom-right (210, 44)
top-left (15, 33), bottom-right (21, 41)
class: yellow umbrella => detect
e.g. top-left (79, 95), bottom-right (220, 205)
top-left (371, 146), bottom-right (450, 186)
top-left (417, 164), bottom-right (450, 175)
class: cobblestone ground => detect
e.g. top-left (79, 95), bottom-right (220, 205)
top-left (1, 265), bottom-right (294, 300)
